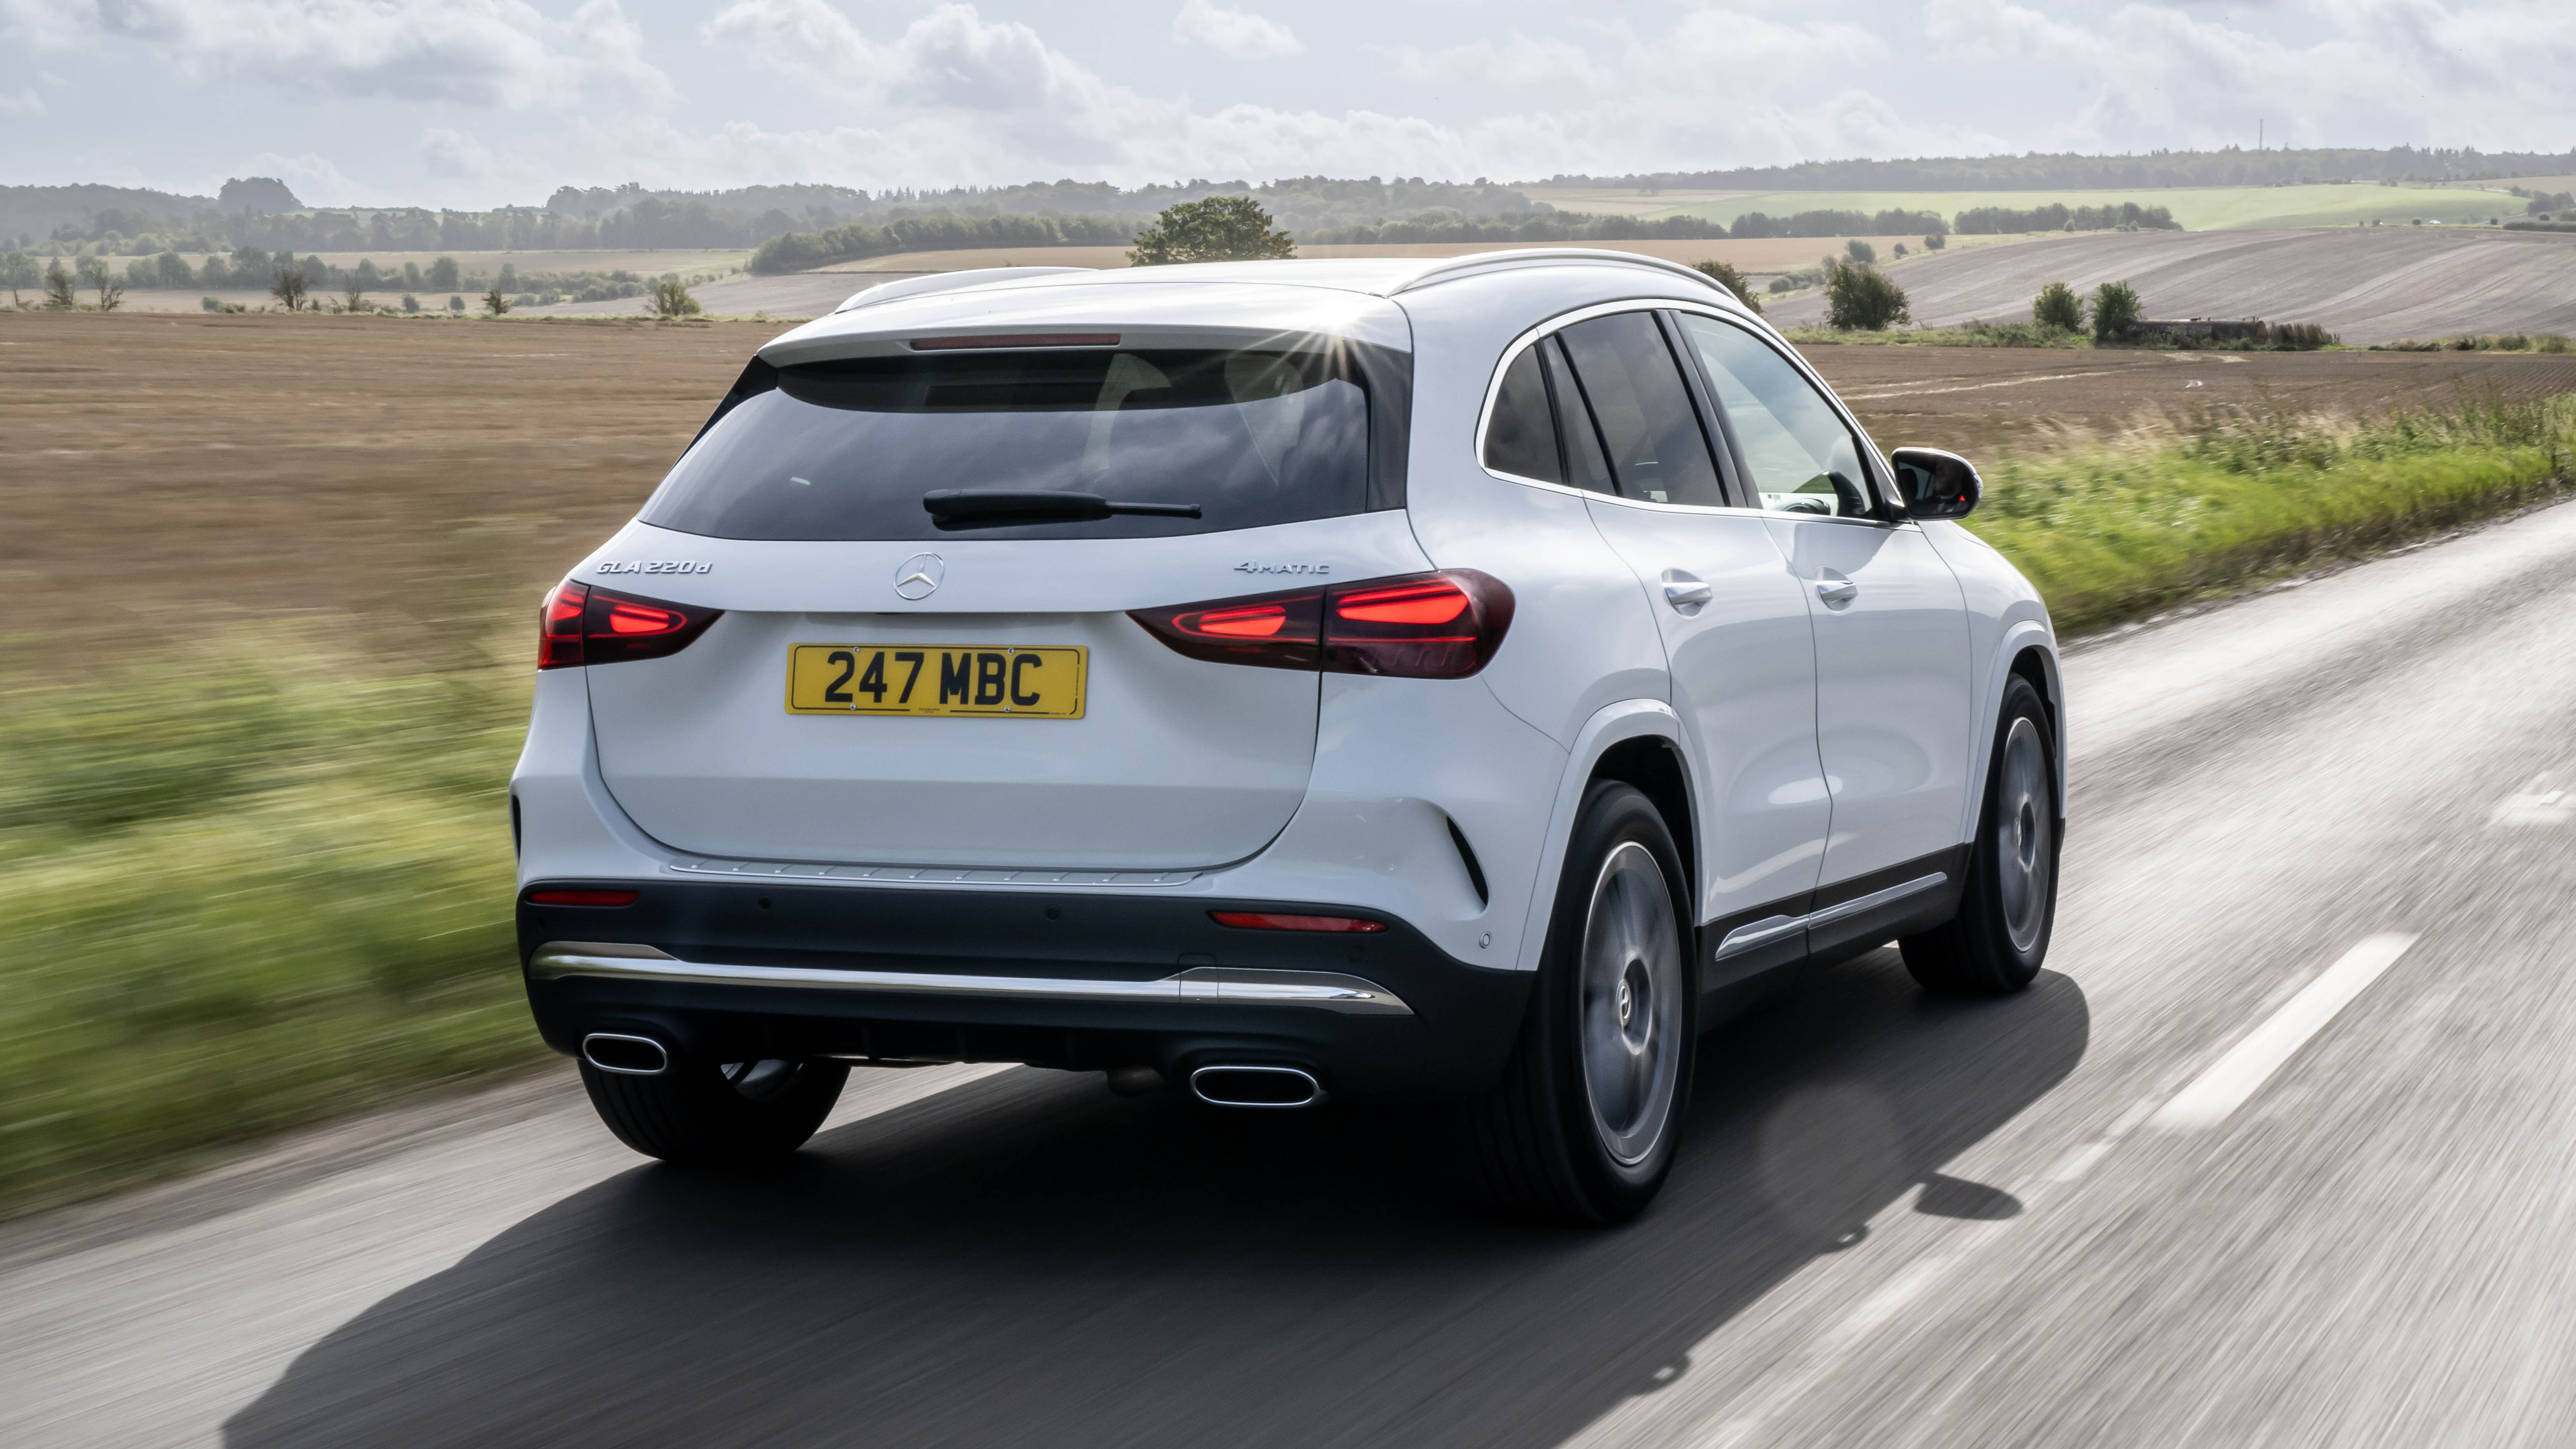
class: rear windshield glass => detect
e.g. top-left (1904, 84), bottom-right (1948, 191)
top-left (639, 347), bottom-right (1376, 541)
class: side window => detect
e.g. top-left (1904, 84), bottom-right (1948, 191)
top-left (1678, 314), bottom-right (1872, 517)
top-left (1553, 312), bottom-right (1725, 507)
top-left (1481, 347), bottom-right (1561, 483)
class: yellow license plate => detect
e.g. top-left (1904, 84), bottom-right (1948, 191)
top-left (786, 644), bottom-right (1087, 718)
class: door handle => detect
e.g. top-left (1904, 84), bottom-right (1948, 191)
top-left (1813, 578), bottom-right (1859, 604)
top-left (1662, 577), bottom-right (1714, 610)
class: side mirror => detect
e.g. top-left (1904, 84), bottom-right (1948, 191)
top-left (1890, 446), bottom-right (1982, 520)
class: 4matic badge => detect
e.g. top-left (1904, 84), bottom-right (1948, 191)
top-left (1233, 561), bottom-right (1333, 577)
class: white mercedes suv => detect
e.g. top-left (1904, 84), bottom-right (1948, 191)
top-left (510, 250), bottom-right (2064, 1224)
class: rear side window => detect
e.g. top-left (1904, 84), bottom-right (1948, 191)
top-left (642, 346), bottom-right (1390, 541)
top-left (1552, 312), bottom-right (1725, 507)
top-left (1482, 347), bottom-right (1560, 484)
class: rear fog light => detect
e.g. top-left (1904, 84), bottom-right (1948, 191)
top-left (1210, 910), bottom-right (1388, 933)
top-left (526, 889), bottom-right (640, 907)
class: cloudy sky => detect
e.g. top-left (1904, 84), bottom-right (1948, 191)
top-left (3, 0), bottom-right (2571, 208)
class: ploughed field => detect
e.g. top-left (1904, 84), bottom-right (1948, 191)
top-left (6, 310), bottom-right (2572, 664)
top-left (1766, 226), bottom-right (2576, 344)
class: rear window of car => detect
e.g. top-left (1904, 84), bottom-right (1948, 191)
top-left (639, 344), bottom-right (1402, 541)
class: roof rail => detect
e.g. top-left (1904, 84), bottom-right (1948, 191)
top-left (833, 266), bottom-right (1094, 314)
top-left (1382, 249), bottom-right (1732, 299)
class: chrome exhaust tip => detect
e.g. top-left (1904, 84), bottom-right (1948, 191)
top-left (1188, 1064), bottom-right (1325, 1109)
top-left (582, 1033), bottom-right (669, 1076)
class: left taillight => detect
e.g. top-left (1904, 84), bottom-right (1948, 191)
top-left (536, 580), bottom-right (723, 670)
top-left (1129, 570), bottom-right (1513, 680)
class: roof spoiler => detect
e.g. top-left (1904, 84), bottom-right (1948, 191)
top-left (833, 267), bottom-right (1095, 314)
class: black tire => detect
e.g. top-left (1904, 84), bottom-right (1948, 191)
top-left (1902, 675), bottom-right (2060, 995)
top-left (1466, 781), bottom-right (1695, 1225)
top-left (579, 1055), bottom-right (849, 1166)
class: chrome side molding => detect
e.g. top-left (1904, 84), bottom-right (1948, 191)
top-left (1711, 873), bottom-right (1948, 961)
top-left (527, 943), bottom-right (1414, 1016)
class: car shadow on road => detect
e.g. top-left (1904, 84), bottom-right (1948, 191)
top-left (224, 948), bottom-right (2087, 1449)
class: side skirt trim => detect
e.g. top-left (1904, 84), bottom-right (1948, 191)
top-left (1712, 872), bottom-right (1948, 961)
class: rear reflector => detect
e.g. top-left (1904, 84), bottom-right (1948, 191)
top-left (909, 333), bottom-right (1120, 350)
top-left (536, 582), bottom-right (723, 670)
top-left (1209, 910), bottom-right (1388, 933)
top-left (1131, 570), bottom-right (1512, 679)
top-left (526, 889), bottom-right (640, 907)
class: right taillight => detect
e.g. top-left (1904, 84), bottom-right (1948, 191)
top-left (536, 580), bottom-right (723, 670)
top-left (1130, 570), bottom-right (1512, 680)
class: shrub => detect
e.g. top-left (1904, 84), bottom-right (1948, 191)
top-left (1925, 233), bottom-right (1945, 250)
top-left (43, 263), bottom-right (76, 310)
top-left (1844, 238), bottom-right (1877, 265)
top-left (1824, 262), bottom-right (1910, 330)
top-left (2032, 281), bottom-right (2084, 332)
top-left (2091, 280), bottom-right (2142, 342)
top-left (1688, 260), bottom-right (1763, 315)
top-left (2267, 322), bottom-right (2338, 350)
top-left (483, 287), bottom-right (509, 316)
top-left (269, 269), bottom-right (309, 312)
top-left (650, 279), bottom-right (702, 317)
top-left (200, 295), bottom-right (220, 312)
top-left (447, 294), bottom-right (464, 312)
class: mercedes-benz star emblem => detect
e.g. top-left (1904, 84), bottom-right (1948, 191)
top-left (893, 552), bottom-right (945, 600)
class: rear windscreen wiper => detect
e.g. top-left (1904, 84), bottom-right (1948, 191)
top-left (923, 489), bottom-right (1201, 528)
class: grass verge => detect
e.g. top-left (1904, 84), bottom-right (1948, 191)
top-left (0, 635), bottom-right (541, 1219)
top-left (1970, 394), bottom-right (2576, 632)
top-left (1, 393), bottom-right (2571, 1220)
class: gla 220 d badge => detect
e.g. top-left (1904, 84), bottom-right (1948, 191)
top-left (596, 560), bottom-right (713, 576)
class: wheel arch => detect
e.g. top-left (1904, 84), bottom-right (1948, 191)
top-left (1969, 623), bottom-right (2067, 830)
top-left (1512, 699), bottom-right (1696, 974)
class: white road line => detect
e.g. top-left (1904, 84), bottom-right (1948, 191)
top-left (2150, 933), bottom-right (2419, 1132)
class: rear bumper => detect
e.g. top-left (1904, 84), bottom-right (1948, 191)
top-left (518, 879), bottom-right (1534, 1101)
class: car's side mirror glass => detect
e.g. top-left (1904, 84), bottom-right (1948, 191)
top-left (1890, 446), bottom-right (1982, 519)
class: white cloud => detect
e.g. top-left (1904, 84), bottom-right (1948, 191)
top-left (1170, 0), bottom-right (1303, 60)
top-left (6, 0), bottom-right (670, 110)
top-left (0, 86), bottom-right (42, 116)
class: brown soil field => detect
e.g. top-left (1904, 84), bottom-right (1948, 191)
top-left (1797, 344), bottom-right (2576, 457)
top-left (1766, 226), bottom-right (2576, 344)
top-left (7, 312), bottom-right (2571, 667)
top-left (0, 311), bottom-right (793, 666)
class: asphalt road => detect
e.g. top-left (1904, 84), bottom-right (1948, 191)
top-left (10, 500), bottom-right (2576, 1448)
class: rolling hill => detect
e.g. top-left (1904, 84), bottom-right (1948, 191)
top-left (1765, 227), bottom-right (2576, 344)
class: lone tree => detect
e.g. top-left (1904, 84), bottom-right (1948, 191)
top-left (651, 277), bottom-right (701, 317)
top-left (270, 267), bottom-right (309, 311)
top-left (2091, 279), bottom-right (2141, 342)
top-left (1, 251), bottom-right (37, 306)
top-left (2032, 280), bottom-right (2084, 332)
top-left (1128, 196), bottom-right (1295, 265)
top-left (1690, 259), bottom-right (1764, 315)
top-left (1824, 261), bottom-right (1910, 331)
top-left (95, 274), bottom-right (123, 312)
top-left (43, 262), bottom-right (77, 310)
top-left (1844, 238), bottom-right (1877, 265)
top-left (343, 274), bottom-right (367, 313)
top-left (483, 285), bottom-right (511, 316)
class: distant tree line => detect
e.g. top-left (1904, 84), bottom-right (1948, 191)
top-left (751, 214), bottom-right (1139, 274)
top-left (1538, 144), bottom-right (2576, 192)
top-left (1953, 201), bottom-right (2180, 233)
